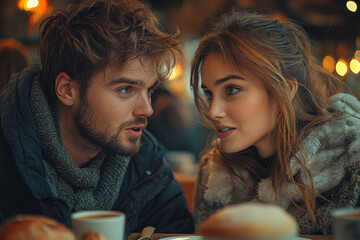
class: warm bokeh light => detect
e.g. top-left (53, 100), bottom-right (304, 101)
top-left (27, 0), bottom-right (39, 9)
top-left (273, 13), bottom-right (288, 23)
top-left (336, 42), bottom-right (349, 58)
top-left (346, 1), bottom-right (358, 12)
top-left (322, 55), bottom-right (335, 73)
top-left (17, 0), bottom-right (51, 27)
top-left (350, 58), bottom-right (360, 74)
top-left (355, 50), bottom-right (360, 61)
top-left (335, 59), bottom-right (348, 76)
top-left (168, 64), bottom-right (183, 81)
top-left (18, 0), bottom-right (38, 11)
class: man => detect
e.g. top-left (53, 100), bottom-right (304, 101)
top-left (0, 0), bottom-right (194, 236)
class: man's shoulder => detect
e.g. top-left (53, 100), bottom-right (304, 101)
top-left (0, 64), bottom-right (40, 104)
top-left (8, 64), bottom-right (40, 87)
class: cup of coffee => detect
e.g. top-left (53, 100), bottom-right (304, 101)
top-left (332, 207), bottom-right (360, 240)
top-left (71, 210), bottom-right (125, 240)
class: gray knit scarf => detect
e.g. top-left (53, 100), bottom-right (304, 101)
top-left (29, 79), bottom-right (130, 212)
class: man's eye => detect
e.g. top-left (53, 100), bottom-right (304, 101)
top-left (225, 85), bottom-right (241, 96)
top-left (118, 86), bottom-right (132, 94)
top-left (147, 88), bottom-right (154, 96)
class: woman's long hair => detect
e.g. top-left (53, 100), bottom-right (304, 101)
top-left (190, 11), bottom-right (348, 223)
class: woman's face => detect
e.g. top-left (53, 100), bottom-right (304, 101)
top-left (200, 53), bottom-right (277, 158)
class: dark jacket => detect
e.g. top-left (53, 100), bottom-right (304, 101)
top-left (0, 65), bottom-right (194, 236)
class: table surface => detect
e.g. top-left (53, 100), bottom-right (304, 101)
top-left (128, 233), bottom-right (333, 240)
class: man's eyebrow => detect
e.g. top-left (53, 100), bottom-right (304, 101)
top-left (201, 74), bottom-right (245, 89)
top-left (149, 79), bottom-right (160, 89)
top-left (107, 77), bottom-right (143, 86)
top-left (107, 77), bottom-right (161, 89)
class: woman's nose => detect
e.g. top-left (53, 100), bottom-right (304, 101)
top-left (208, 98), bottom-right (225, 120)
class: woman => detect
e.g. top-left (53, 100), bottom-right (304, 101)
top-left (190, 11), bottom-right (360, 234)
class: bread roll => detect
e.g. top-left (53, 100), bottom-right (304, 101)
top-left (81, 230), bottom-right (110, 240)
top-left (0, 215), bottom-right (76, 240)
top-left (197, 203), bottom-right (298, 239)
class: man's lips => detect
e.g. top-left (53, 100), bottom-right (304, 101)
top-left (125, 124), bottom-right (146, 137)
top-left (215, 125), bottom-right (236, 138)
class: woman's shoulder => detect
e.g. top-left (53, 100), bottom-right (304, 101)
top-left (305, 93), bottom-right (360, 149)
top-left (196, 143), bottom-right (232, 186)
top-left (198, 142), bottom-right (224, 170)
top-left (327, 93), bottom-right (360, 117)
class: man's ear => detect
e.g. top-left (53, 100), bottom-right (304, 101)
top-left (288, 78), bottom-right (298, 100)
top-left (55, 72), bottom-right (78, 106)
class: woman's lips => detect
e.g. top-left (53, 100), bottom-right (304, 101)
top-left (217, 128), bottom-right (235, 138)
top-left (215, 125), bottom-right (236, 138)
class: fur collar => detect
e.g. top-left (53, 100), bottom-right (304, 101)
top-left (203, 93), bottom-right (360, 209)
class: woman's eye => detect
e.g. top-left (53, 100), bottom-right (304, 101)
top-left (225, 85), bottom-right (241, 96)
top-left (203, 90), bottom-right (213, 102)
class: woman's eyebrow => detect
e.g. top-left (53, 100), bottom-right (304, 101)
top-left (201, 75), bottom-right (245, 89)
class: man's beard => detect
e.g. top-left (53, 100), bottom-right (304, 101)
top-left (74, 97), bottom-right (146, 157)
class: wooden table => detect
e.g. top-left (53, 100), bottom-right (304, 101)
top-left (173, 172), bottom-right (197, 212)
top-left (128, 233), bottom-right (333, 240)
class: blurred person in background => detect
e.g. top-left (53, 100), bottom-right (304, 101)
top-left (0, 38), bottom-right (31, 90)
top-left (148, 87), bottom-right (191, 152)
top-left (147, 87), bottom-right (210, 165)
top-left (190, 11), bottom-right (360, 234)
top-left (0, 0), bottom-right (194, 236)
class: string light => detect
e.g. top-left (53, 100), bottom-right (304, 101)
top-left (346, 1), bottom-right (358, 12)
top-left (350, 58), bottom-right (360, 74)
top-left (322, 56), bottom-right (335, 73)
top-left (355, 50), bottom-right (360, 61)
top-left (335, 59), bottom-right (348, 77)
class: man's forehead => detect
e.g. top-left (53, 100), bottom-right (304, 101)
top-left (96, 57), bottom-right (158, 85)
top-left (112, 55), bottom-right (157, 71)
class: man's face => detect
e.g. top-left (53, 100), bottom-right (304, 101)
top-left (74, 57), bottom-right (159, 157)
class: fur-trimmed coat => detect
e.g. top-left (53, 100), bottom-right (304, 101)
top-left (193, 93), bottom-right (360, 234)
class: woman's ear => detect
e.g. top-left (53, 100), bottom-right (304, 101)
top-left (55, 72), bottom-right (78, 106)
top-left (288, 78), bottom-right (298, 100)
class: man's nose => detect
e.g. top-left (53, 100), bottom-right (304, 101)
top-left (133, 91), bottom-right (153, 117)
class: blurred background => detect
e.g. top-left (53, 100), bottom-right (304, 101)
top-left (1, 0), bottom-right (360, 167)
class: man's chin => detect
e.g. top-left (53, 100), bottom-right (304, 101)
top-left (116, 138), bottom-right (141, 156)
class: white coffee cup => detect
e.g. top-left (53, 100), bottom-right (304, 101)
top-left (332, 207), bottom-right (360, 240)
top-left (71, 210), bottom-right (125, 240)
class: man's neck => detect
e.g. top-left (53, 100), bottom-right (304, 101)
top-left (57, 107), bottom-right (101, 167)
